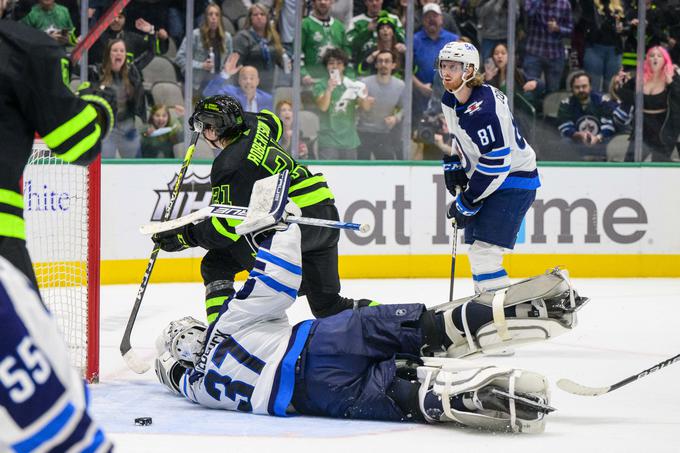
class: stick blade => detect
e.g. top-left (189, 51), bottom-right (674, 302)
top-left (122, 349), bottom-right (151, 374)
top-left (556, 378), bottom-right (610, 396)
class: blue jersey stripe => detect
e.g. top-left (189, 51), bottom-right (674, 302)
top-left (81, 429), bottom-right (107, 453)
top-left (12, 403), bottom-right (76, 452)
top-left (473, 269), bottom-right (508, 282)
top-left (477, 163), bottom-right (511, 174)
top-left (257, 249), bottom-right (302, 275)
top-left (499, 175), bottom-right (541, 190)
top-left (250, 271), bottom-right (297, 299)
top-left (271, 320), bottom-right (313, 416)
top-left (485, 147), bottom-right (510, 158)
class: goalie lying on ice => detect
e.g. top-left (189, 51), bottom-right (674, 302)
top-left (154, 217), bottom-right (587, 433)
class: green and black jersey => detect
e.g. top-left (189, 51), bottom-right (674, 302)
top-left (191, 110), bottom-right (335, 249)
top-left (0, 20), bottom-right (104, 242)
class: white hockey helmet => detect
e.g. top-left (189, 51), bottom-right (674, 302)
top-left (437, 41), bottom-right (480, 92)
top-left (156, 316), bottom-right (207, 367)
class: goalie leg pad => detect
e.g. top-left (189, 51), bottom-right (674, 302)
top-left (435, 269), bottom-right (588, 358)
top-left (417, 358), bottom-right (551, 433)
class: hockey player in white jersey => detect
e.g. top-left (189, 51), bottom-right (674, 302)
top-left (0, 257), bottom-right (112, 452)
top-left (154, 182), bottom-right (589, 433)
top-left (438, 42), bottom-right (541, 293)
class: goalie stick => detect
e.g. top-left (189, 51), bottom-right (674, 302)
top-left (557, 352), bottom-right (680, 396)
top-left (139, 204), bottom-right (370, 235)
top-left (70, 0), bottom-right (131, 65)
top-left (119, 129), bottom-right (201, 374)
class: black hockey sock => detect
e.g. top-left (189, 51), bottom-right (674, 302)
top-left (386, 377), bottom-right (424, 421)
top-left (418, 311), bottom-right (449, 351)
top-left (451, 303), bottom-right (517, 334)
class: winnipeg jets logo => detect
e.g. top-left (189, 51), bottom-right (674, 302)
top-left (464, 100), bottom-right (483, 115)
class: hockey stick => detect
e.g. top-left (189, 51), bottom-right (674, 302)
top-left (557, 352), bottom-right (680, 396)
top-left (448, 219), bottom-right (457, 302)
top-left (119, 130), bottom-right (201, 374)
top-left (139, 204), bottom-right (370, 235)
top-left (70, 0), bottom-right (131, 65)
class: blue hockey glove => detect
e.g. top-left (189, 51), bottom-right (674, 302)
top-left (447, 192), bottom-right (482, 228)
top-left (442, 154), bottom-right (468, 196)
top-left (153, 224), bottom-right (198, 252)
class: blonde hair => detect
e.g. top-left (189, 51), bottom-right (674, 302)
top-left (246, 4), bottom-right (284, 60)
top-left (467, 72), bottom-right (485, 88)
top-left (200, 3), bottom-right (227, 54)
top-left (594, 0), bottom-right (624, 18)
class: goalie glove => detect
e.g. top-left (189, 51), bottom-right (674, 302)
top-left (442, 154), bottom-right (468, 196)
top-left (153, 223), bottom-right (198, 252)
top-left (447, 191), bottom-right (482, 228)
top-left (76, 82), bottom-right (117, 139)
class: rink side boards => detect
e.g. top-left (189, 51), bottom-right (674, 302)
top-left (90, 160), bottom-right (680, 283)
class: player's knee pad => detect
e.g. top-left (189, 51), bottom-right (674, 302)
top-left (468, 241), bottom-right (511, 293)
top-left (436, 268), bottom-right (589, 358)
top-left (417, 357), bottom-right (552, 433)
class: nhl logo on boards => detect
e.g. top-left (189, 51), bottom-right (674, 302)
top-left (464, 100), bottom-right (483, 115)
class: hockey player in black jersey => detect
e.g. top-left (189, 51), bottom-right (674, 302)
top-left (0, 7), bottom-right (115, 288)
top-left (154, 95), bottom-right (374, 323)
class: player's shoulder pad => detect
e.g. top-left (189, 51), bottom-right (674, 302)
top-left (256, 109), bottom-right (284, 142)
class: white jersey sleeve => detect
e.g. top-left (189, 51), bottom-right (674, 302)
top-left (441, 84), bottom-right (540, 204)
top-left (0, 257), bottom-right (112, 453)
top-left (179, 225), bottom-right (313, 417)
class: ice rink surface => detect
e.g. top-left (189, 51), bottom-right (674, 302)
top-left (93, 277), bottom-right (680, 452)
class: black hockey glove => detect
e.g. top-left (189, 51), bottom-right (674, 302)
top-left (442, 154), bottom-right (468, 196)
top-left (153, 224), bottom-right (198, 252)
top-left (76, 82), bottom-right (117, 138)
top-left (447, 192), bottom-right (482, 228)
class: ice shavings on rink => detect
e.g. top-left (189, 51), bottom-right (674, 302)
top-left (93, 278), bottom-right (680, 452)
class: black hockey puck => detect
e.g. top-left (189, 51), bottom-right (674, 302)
top-left (134, 417), bottom-right (152, 426)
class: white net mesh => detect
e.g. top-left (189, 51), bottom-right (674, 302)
top-left (24, 143), bottom-right (92, 377)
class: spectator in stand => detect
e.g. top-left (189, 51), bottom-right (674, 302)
top-left (331, 0), bottom-right (354, 24)
top-left (475, 0), bottom-right (519, 61)
top-left (413, 0), bottom-right (460, 36)
top-left (203, 65), bottom-right (274, 113)
top-left (301, 0), bottom-right (349, 87)
top-left (166, 0), bottom-right (210, 48)
top-left (88, 9), bottom-right (169, 70)
top-left (579, 0), bottom-right (628, 93)
top-left (412, 3), bottom-right (458, 122)
top-left (523, 0), bottom-right (573, 94)
top-left (314, 48), bottom-right (372, 160)
top-left (276, 99), bottom-right (314, 159)
top-left (141, 104), bottom-right (184, 158)
top-left (358, 49), bottom-right (405, 159)
top-left (232, 4), bottom-right (284, 94)
top-left (615, 46), bottom-right (680, 161)
top-left (484, 42), bottom-right (543, 109)
top-left (21, 0), bottom-right (76, 48)
top-left (95, 38), bottom-right (146, 158)
top-left (622, 0), bottom-right (673, 70)
top-left (176, 3), bottom-right (233, 98)
top-left (356, 14), bottom-right (405, 77)
top-left (556, 71), bottom-right (616, 161)
top-left (347, 0), bottom-right (404, 68)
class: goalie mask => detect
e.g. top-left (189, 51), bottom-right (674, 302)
top-left (156, 316), bottom-right (207, 368)
top-left (189, 95), bottom-right (246, 145)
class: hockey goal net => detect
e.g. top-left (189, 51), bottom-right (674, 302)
top-left (23, 141), bottom-right (101, 382)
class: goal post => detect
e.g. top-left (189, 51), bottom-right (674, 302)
top-left (24, 141), bottom-right (101, 382)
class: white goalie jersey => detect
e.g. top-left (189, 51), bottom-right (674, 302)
top-left (178, 225), bottom-right (312, 416)
top-left (441, 84), bottom-right (541, 204)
